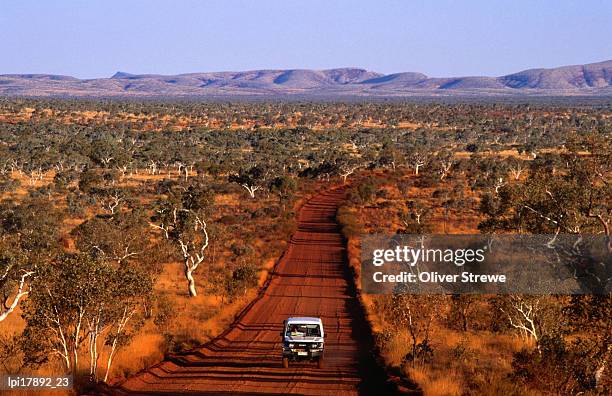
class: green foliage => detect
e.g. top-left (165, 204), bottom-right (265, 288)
top-left (73, 209), bottom-right (152, 267)
top-left (348, 181), bottom-right (378, 205)
top-left (511, 335), bottom-right (605, 394)
top-left (336, 206), bottom-right (362, 238)
top-left (21, 253), bottom-right (153, 372)
top-left (0, 197), bottom-right (63, 255)
top-left (78, 169), bottom-right (103, 193)
top-left (153, 294), bottom-right (176, 330)
top-left (0, 332), bottom-right (24, 373)
top-left (229, 166), bottom-right (267, 186)
top-left (0, 175), bottom-right (20, 193)
top-left (270, 175), bottom-right (297, 206)
top-left (53, 170), bottom-right (79, 190)
top-left (225, 261), bottom-right (259, 297)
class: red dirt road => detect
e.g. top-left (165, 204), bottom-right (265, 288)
top-left (112, 187), bottom-right (395, 395)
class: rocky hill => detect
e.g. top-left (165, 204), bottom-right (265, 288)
top-left (1, 60), bottom-right (610, 97)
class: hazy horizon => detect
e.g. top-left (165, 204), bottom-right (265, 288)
top-left (1, 0), bottom-right (611, 79)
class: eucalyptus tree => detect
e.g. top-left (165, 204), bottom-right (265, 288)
top-left (0, 236), bottom-right (31, 322)
top-left (434, 149), bottom-right (455, 180)
top-left (72, 210), bottom-right (151, 266)
top-left (151, 183), bottom-right (213, 297)
top-left (403, 141), bottom-right (431, 176)
top-left (269, 175), bottom-right (297, 211)
top-left (21, 253), bottom-right (152, 381)
top-left (377, 140), bottom-right (402, 170)
top-left (0, 198), bottom-right (63, 322)
top-left (387, 293), bottom-right (447, 368)
top-left (334, 152), bottom-right (364, 184)
top-left (229, 165), bottom-right (268, 199)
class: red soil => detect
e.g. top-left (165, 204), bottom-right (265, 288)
top-left (105, 187), bottom-right (396, 395)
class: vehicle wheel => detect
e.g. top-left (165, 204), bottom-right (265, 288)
top-left (282, 357), bottom-right (289, 368)
top-left (317, 357), bottom-right (324, 369)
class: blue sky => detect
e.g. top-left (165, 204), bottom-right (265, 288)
top-left (1, 0), bottom-right (610, 78)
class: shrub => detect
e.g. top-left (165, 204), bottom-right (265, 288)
top-left (511, 335), bottom-right (604, 394)
top-left (162, 332), bottom-right (202, 354)
top-left (0, 177), bottom-right (20, 193)
top-left (230, 243), bottom-right (253, 257)
top-left (225, 262), bottom-right (259, 297)
top-left (153, 294), bottom-right (176, 329)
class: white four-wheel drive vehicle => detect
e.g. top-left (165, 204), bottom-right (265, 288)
top-left (281, 317), bottom-right (325, 368)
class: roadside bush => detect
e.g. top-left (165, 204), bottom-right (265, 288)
top-left (225, 262), bottom-right (258, 297)
top-left (230, 242), bottom-right (253, 257)
top-left (450, 338), bottom-right (475, 363)
top-left (347, 179), bottom-right (381, 205)
top-left (162, 332), bottom-right (202, 354)
top-left (356, 182), bottom-right (377, 203)
top-left (336, 206), bottom-right (362, 238)
top-left (401, 340), bottom-right (434, 367)
top-left (153, 294), bottom-right (176, 330)
top-left (511, 335), bottom-right (605, 394)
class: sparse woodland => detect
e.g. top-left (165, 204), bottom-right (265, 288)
top-left (0, 98), bottom-right (610, 395)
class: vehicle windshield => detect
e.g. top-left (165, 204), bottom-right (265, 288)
top-left (286, 324), bottom-right (321, 337)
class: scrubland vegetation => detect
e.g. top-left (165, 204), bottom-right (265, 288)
top-left (336, 128), bottom-right (610, 393)
top-left (0, 98), bottom-right (609, 394)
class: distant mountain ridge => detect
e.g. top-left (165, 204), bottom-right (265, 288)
top-left (1, 60), bottom-right (610, 97)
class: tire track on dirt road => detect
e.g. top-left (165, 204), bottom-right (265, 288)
top-left (108, 187), bottom-right (398, 395)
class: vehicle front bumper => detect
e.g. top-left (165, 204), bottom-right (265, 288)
top-left (282, 346), bottom-right (324, 359)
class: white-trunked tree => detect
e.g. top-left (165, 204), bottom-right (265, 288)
top-left (151, 183), bottom-right (212, 297)
top-left (0, 198), bottom-right (63, 323)
top-left (229, 165), bottom-right (267, 199)
top-left (405, 144), bottom-right (430, 176)
top-left (21, 254), bottom-right (152, 380)
top-left (0, 238), bottom-right (32, 322)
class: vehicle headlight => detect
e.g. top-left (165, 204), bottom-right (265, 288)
top-left (288, 343), bottom-right (294, 348)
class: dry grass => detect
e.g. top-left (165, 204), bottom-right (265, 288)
top-left (0, 260), bottom-right (263, 383)
top-left (337, 170), bottom-right (538, 395)
top-left (378, 323), bottom-right (530, 395)
top-left (406, 367), bottom-right (463, 396)
top-left (0, 169), bottom-right (318, 387)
